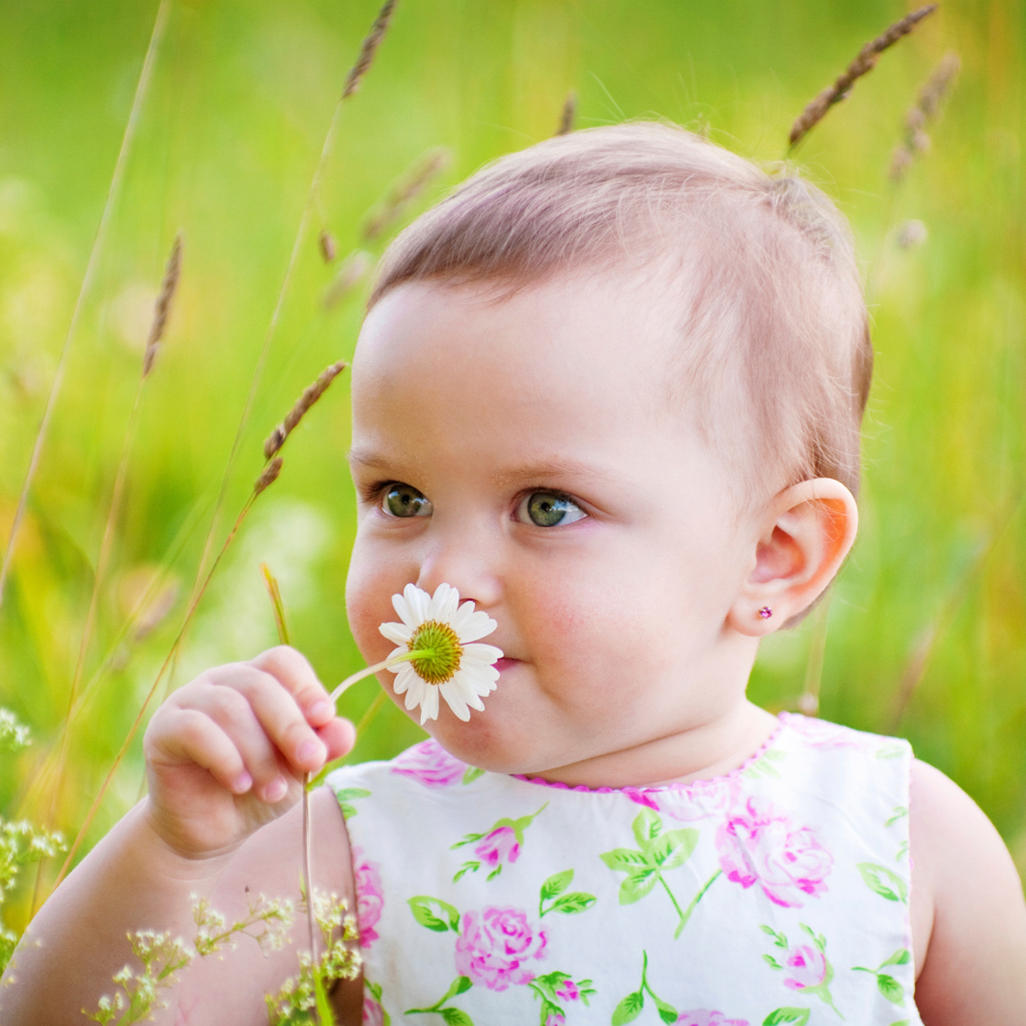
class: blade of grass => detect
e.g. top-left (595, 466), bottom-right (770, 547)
top-left (0, 0), bottom-right (172, 608)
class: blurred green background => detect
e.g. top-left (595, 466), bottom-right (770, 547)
top-left (0, 0), bottom-right (1023, 928)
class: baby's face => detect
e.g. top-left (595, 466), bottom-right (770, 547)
top-left (345, 272), bottom-right (763, 786)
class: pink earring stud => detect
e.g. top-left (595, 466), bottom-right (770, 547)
top-left (757, 606), bottom-right (773, 620)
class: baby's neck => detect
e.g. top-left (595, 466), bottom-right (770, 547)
top-left (531, 701), bottom-right (780, 790)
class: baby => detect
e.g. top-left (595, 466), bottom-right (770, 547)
top-left (4, 122), bottom-right (1025, 1025)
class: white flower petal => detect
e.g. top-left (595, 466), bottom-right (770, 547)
top-left (461, 643), bottom-right (503, 665)
top-left (451, 603), bottom-right (496, 642)
top-left (420, 686), bottom-right (440, 724)
top-left (392, 664), bottom-right (415, 697)
top-left (379, 622), bottom-right (413, 646)
top-left (432, 582), bottom-right (460, 622)
top-left (439, 682), bottom-right (471, 721)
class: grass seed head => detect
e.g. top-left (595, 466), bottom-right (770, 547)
top-left (262, 361), bottom-right (348, 460)
top-left (342, 0), bottom-right (397, 99)
top-left (788, 4), bottom-right (939, 150)
top-left (142, 233), bottom-right (183, 377)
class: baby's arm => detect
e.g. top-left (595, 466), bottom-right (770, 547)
top-left (910, 757), bottom-right (1026, 1022)
top-left (0, 646), bottom-right (361, 1025)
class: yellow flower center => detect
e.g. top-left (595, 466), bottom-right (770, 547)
top-left (409, 620), bottom-right (462, 684)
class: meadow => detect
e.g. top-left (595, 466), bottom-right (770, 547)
top-left (0, 0), bottom-right (1023, 982)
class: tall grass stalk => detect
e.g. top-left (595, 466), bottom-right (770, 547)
top-left (179, 0), bottom-right (398, 704)
top-left (0, 0), bottom-right (172, 608)
top-left (787, 3), bottom-right (938, 151)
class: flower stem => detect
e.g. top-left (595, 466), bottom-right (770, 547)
top-left (674, 869), bottom-right (722, 939)
top-left (329, 649), bottom-right (433, 705)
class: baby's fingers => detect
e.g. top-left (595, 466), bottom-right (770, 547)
top-left (147, 704), bottom-right (257, 797)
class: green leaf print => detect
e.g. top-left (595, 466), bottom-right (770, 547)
top-left (547, 891), bottom-right (597, 915)
top-left (876, 974), bottom-right (904, 1004)
top-left (462, 765), bottom-right (485, 784)
top-left (538, 868), bottom-right (597, 918)
top-left (852, 950), bottom-right (910, 1007)
top-left (406, 976), bottom-right (474, 1022)
top-left (762, 1009), bottom-right (811, 1025)
top-left (541, 869), bottom-right (574, 900)
top-left (612, 990), bottom-right (645, 1025)
top-left (441, 1009), bottom-right (474, 1026)
top-left (330, 785), bottom-right (370, 819)
top-left (618, 868), bottom-right (661, 905)
top-left (408, 895), bottom-right (461, 933)
top-left (601, 848), bottom-right (652, 874)
top-left (881, 948), bottom-right (911, 967)
top-left (654, 994), bottom-right (678, 1024)
top-left (632, 807), bottom-right (663, 846)
top-left (601, 813), bottom-right (706, 937)
top-left (647, 828), bottom-right (699, 870)
top-left (612, 950), bottom-right (679, 1026)
top-left (857, 862), bottom-right (908, 903)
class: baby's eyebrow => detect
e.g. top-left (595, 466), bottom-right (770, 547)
top-left (488, 457), bottom-right (616, 487)
top-left (347, 447), bottom-right (391, 470)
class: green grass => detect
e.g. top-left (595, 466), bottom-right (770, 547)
top-left (0, 0), bottom-right (1023, 943)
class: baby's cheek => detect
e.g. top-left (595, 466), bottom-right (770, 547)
top-left (344, 555), bottom-right (395, 662)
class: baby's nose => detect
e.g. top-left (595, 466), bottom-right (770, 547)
top-left (415, 530), bottom-right (501, 611)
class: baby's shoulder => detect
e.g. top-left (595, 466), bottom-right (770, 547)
top-left (908, 757), bottom-right (1026, 1021)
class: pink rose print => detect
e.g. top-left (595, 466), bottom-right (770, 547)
top-left (627, 776), bottom-right (740, 823)
top-left (474, 825), bottom-right (521, 869)
top-left (677, 1012), bottom-right (749, 1026)
top-left (361, 993), bottom-right (385, 1026)
top-left (716, 797), bottom-right (832, 907)
top-left (783, 943), bottom-right (828, 991)
top-left (391, 739), bottom-right (467, 787)
top-left (453, 906), bottom-right (548, 991)
top-left (351, 847), bottom-right (384, 948)
top-left (544, 1014), bottom-right (566, 1026)
top-left (555, 979), bottom-right (580, 1001)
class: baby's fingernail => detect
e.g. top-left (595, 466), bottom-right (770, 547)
top-left (264, 777), bottom-right (289, 803)
top-left (231, 772), bottom-right (253, 794)
top-left (308, 699), bottom-right (333, 721)
top-left (297, 738), bottom-right (324, 766)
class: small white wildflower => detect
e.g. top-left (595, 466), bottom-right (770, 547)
top-left (0, 709), bottom-right (30, 751)
top-left (379, 582), bottom-right (502, 724)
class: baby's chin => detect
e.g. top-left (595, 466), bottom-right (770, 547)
top-left (417, 704), bottom-right (552, 778)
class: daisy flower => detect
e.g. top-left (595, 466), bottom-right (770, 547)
top-left (378, 583), bottom-right (502, 724)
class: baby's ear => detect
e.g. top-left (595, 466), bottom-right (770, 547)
top-left (727, 478), bottom-right (858, 635)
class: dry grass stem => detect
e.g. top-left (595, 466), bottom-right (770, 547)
top-left (142, 233), bottom-right (183, 377)
top-left (556, 90), bottom-right (577, 135)
top-left (319, 229), bottom-right (338, 263)
top-left (323, 250), bottom-right (372, 309)
top-left (342, 0), bottom-right (398, 99)
top-left (890, 51), bottom-right (960, 182)
top-left (362, 148), bottom-right (450, 242)
top-left (788, 3), bottom-right (939, 150)
top-left (254, 456), bottom-right (285, 497)
top-left (263, 361), bottom-right (347, 460)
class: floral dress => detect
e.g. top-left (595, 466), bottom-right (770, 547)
top-left (326, 713), bottom-right (924, 1026)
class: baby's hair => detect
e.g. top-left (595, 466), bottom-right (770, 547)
top-left (368, 121), bottom-right (872, 506)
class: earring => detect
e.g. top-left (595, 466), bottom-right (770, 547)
top-left (757, 606), bottom-right (773, 620)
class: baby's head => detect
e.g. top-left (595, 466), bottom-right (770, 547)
top-left (367, 120), bottom-right (872, 511)
top-left (346, 122), bottom-right (870, 777)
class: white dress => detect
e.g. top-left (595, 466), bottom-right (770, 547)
top-left (326, 713), bottom-right (924, 1026)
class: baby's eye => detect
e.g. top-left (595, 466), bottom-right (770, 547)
top-left (381, 483), bottom-right (432, 518)
top-left (516, 491), bottom-right (587, 528)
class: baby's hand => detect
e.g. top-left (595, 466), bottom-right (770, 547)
top-left (142, 646), bottom-right (355, 860)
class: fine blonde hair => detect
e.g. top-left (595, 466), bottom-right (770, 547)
top-left (368, 121), bottom-right (872, 503)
